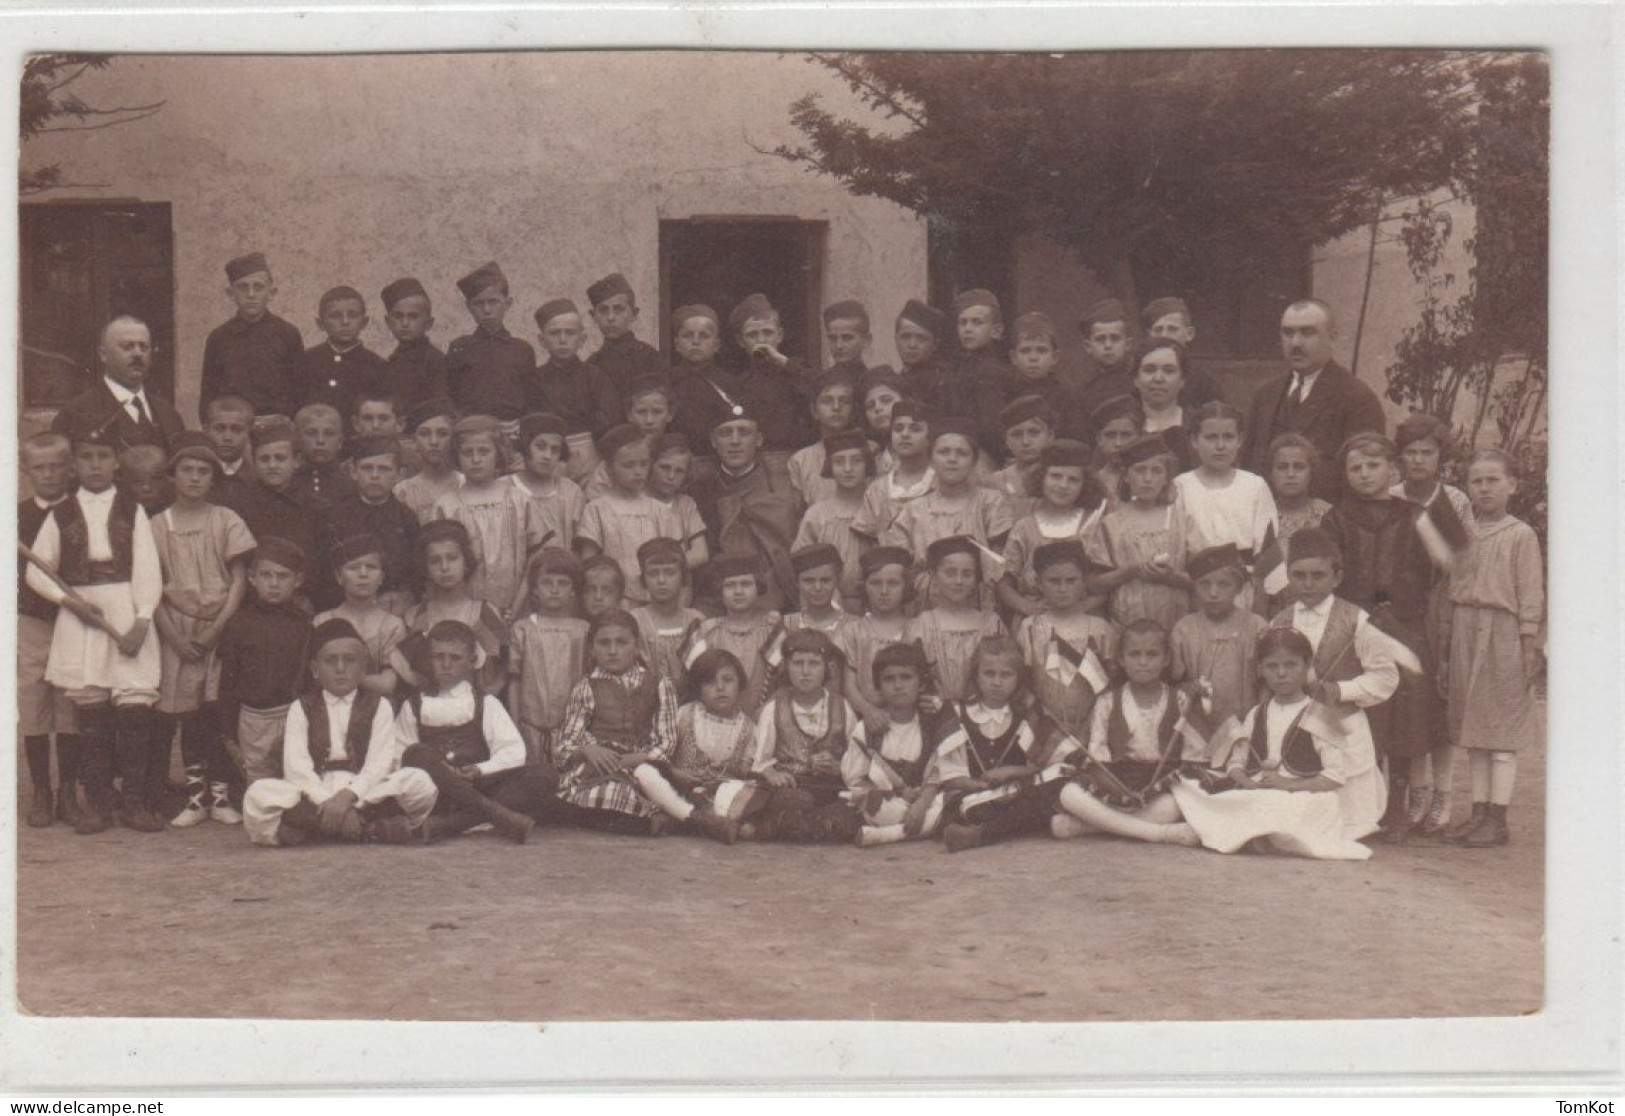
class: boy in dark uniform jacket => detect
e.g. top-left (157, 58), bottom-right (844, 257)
top-left (446, 261), bottom-right (534, 422)
top-left (18, 433), bottom-right (81, 827)
top-left (298, 286), bottom-right (385, 419)
top-left (585, 272), bottom-right (666, 409)
top-left (672, 293), bottom-right (816, 454)
top-left (199, 252), bottom-right (306, 420)
top-left (379, 277), bottom-right (448, 415)
top-left (912, 289), bottom-right (1009, 459)
top-left (823, 299), bottom-right (891, 380)
top-left (315, 436), bottom-right (421, 613)
top-left (1003, 311), bottom-right (1089, 442)
top-left (243, 618), bottom-right (436, 846)
top-left (892, 298), bottom-right (949, 393)
top-left (397, 619), bottom-right (555, 841)
top-left (224, 420), bottom-right (323, 610)
top-left (525, 297), bottom-right (620, 481)
top-left (203, 394), bottom-right (258, 510)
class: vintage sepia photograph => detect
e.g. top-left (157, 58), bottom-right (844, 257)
top-left (11, 42), bottom-right (1556, 1037)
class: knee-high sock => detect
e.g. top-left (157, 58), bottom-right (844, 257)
top-left (1470, 750), bottom-right (1492, 802)
top-left (56, 734), bottom-right (80, 787)
top-left (1058, 784), bottom-right (1176, 844)
top-left (632, 765), bottom-right (694, 820)
top-left (75, 704), bottom-right (116, 803)
top-left (1489, 751), bottom-right (1518, 806)
top-left (112, 704), bottom-right (153, 800)
top-left (1387, 754), bottom-right (1412, 782)
top-left (24, 736), bottom-right (52, 793)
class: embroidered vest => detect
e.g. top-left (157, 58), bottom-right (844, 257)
top-left (954, 703), bottom-right (1026, 777)
top-left (410, 691), bottom-right (490, 767)
top-left (1103, 683), bottom-right (1181, 764)
top-left (1244, 699), bottom-right (1323, 778)
top-left (771, 692), bottom-right (848, 776)
top-left (300, 689), bottom-right (383, 774)
top-left (53, 487), bottom-right (138, 585)
top-left (1271, 599), bottom-right (1363, 684)
top-left (587, 672), bottom-right (661, 752)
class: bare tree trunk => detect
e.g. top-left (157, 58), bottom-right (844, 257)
top-left (1350, 197), bottom-right (1385, 379)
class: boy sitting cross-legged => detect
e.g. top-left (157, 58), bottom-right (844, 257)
top-left (243, 618), bottom-right (437, 847)
top-left (398, 619), bottom-right (557, 842)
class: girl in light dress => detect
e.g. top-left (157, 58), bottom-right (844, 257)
top-left (885, 419), bottom-right (1015, 591)
top-left (686, 553), bottom-right (783, 717)
top-left (509, 411), bottom-right (585, 556)
top-left (630, 537), bottom-right (706, 697)
top-left (902, 535), bottom-right (1007, 705)
top-left (823, 546), bottom-right (905, 726)
top-left (1085, 432), bottom-right (1192, 633)
top-left (1171, 626), bottom-right (1384, 860)
top-left (793, 428), bottom-right (874, 614)
top-left (998, 438), bottom-right (1108, 620)
top-left (576, 423), bottom-right (685, 607)
top-left (851, 397), bottom-right (935, 546)
top-left (508, 547), bottom-right (589, 765)
top-left (1442, 450), bottom-right (1544, 848)
top-left (150, 435), bottom-right (256, 827)
top-left (1172, 403), bottom-right (1279, 589)
top-left (401, 520), bottom-right (509, 697)
top-left (431, 415), bottom-right (536, 621)
top-left (1261, 433), bottom-right (1333, 615)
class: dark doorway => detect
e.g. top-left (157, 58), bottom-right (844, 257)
top-left (659, 218), bottom-right (826, 369)
top-left (19, 201), bottom-right (176, 409)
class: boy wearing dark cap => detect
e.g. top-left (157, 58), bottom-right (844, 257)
top-left (893, 298), bottom-right (948, 387)
top-left (298, 286), bottom-right (385, 418)
top-left (393, 397), bottom-right (462, 523)
top-left (585, 272), bottom-right (666, 407)
top-left (823, 300), bottom-right (889, 380)
top-left (446, 261), bottom-right (533, 422)
top-left (672, 294), bottom-right (815, 455)
top-left (218, 537), bottom-right (313, 785)
top-left (525, 298), bottom-right (620, 484)
top-left (380, 277), bottom-right (448, 414)
top-left (243, 617), bottom-right (437, 846)
top-left (1140, 296), bottom-right (1221, 409)
top-left (689, 408), bottom-right (805, 611)
top-left (199, 252), bottom-right (305, 420)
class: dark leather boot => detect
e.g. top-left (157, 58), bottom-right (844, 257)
top-left (1445, 802), bottom-right (1486, 842)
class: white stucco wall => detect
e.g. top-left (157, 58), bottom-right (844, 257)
top-left (23, 52), bottom-right (929, 420)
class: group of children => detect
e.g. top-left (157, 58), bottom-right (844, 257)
top-left (16, 253), bottom-right (1545, 858)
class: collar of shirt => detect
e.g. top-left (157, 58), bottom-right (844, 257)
top-left (104, 376), bottom-right (150, 411)
top-left (1292, 367), bottom-right (1325, 399)
top-left (220, 459), bottom-right (243, 476)
top-left (1295, 596), bottom-right (1333, 621)
top-left (326, 342), bottom-right (361, 357)
top-left (590, 665), bottom-right (647, 688)
top-left (323, 689), bottom-right (357, 711)
top-left (419, 681), bottom-right (478, 726)
top-left (78, 486), bottom-right (116, 509)
top-left (475, 326), bottom-right (511, 342)
top-left (33, 495), bottom-right (65, 510)
top-left (964, 702), bottom-right (1011, 730)
top-left (718, 461), bottom-right (759, 481)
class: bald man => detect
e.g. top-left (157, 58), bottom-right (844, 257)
top-left (52, 317), bottom-right (187, 455)
top-left (1243, 300), bottom-right (1386, 501)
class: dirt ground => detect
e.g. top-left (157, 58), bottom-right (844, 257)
top-left (15, 748), bottom-right (1543, 1023)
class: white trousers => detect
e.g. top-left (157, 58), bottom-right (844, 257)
top-left (243, 768), bottom-right (437, 846)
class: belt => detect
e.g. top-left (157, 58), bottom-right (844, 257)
top-left (81, 560), bottom-right (124, 585)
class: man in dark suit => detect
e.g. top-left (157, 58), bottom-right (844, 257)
top-left (52, 316), bottom-right (187, 456)
top-left (1244, 299), bottom-right (1387, 501)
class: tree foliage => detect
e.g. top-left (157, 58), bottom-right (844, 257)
top-left (1383, 54), bottom-right (1548, 540)
top-left (20, 54), bottom-right (165, 195)
top-left (775, 51), bottom-right (1483, 290)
